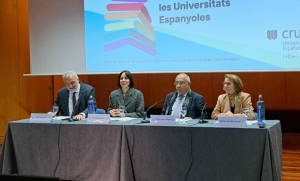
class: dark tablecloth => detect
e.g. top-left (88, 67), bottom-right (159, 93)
top-left (0, 119), bottom-right (282, 181)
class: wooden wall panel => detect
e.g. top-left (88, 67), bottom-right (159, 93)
top-left (128, 74), bottom-right (149, 107)
top-left (211, 73), bottom-right (227, 108)
top-left (147, 73), bottom-right (177, 108)
top-left (243, 72), bottom-right (286, 110)
top-left (282, 133), bottom-right (300, 149)
top-left (0, 0), bottom-right (20, 140)
top-left (212, 72), bottom-right (287, 110)
top-left (146, 73), bottom-right (214, 108)
top-left (53, 75), bottom-right (64, 104)
top-left (19, 76), bottom-right (54, 114)
top-left (53, 73), bottom-right (150, 112)
top-left (51, 72), bottom-right (297, 112)
top-left (85, 74), bottom-right (119, 111)
top-left (53, 73), bottom-right (217, 111)
top-left (53, 74), bottom-right (99, 103)
top-left (286, 72), bottom-right (300, 110)
top-left (89, 74), bottom-right (150, 109)
top-left (188, 73), bottom-right (214, 109)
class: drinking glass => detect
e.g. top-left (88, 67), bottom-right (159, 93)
top-left (118, 106), bottom-right (125, 121)
top-left (119, 106), bottom-right (125, 115)
top-left (52, 106), bottom-right (59, 117)
top-left (243, 108), bottom-right (250, 119)
top-left (179, 107), bottom-right (187, 124)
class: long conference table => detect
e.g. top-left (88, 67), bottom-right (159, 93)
top-left (0, 118), bottom-right (282, 181)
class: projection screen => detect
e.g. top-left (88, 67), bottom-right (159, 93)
top-left (28, 0), bottom-right (300, 75)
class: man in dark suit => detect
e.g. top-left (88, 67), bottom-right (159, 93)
top-left (161, 73), bottom-right (206, 119)
top-left (48, 71), bottom-right (96, 120)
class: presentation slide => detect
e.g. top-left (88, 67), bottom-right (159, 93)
top-left (84, 0), bottom-right (300, 73)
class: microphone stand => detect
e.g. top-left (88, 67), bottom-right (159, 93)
top-left (198, 103), bottom-right (208, 124)
top-left (141, 99), bottom-right (165, 123)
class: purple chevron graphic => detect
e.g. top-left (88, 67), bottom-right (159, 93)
top-left (104, 38), bottom-right (157, 56)
top-left (104, 0), bottom-right (156, 55)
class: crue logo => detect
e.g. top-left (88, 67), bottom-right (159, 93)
top-left (267, 30), bottom-right (277, 40)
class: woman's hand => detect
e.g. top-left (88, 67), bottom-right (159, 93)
top-left (218, 111), bottom-right (234, 116)
top-left (110, 109), bottom-right (125, 117)
top-left (225, 111), bottom-right (234, 116)
top-left (109, 109), bottom-right (118, 117)
top-left (233, 113), bottom-right (244, 117)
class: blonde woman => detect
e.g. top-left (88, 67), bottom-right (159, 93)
top-left (211, 74), bottom-right (255, 120)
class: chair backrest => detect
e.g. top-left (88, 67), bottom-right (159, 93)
top-left (95, 108), bottom-right (106, 114)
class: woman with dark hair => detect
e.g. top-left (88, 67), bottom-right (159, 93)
top-left (107, 70), bottom-right (144, 117)
top-left (211, 74), bottom-right (255, 120)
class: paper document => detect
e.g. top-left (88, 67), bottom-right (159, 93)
top-left (214, 120), bottom-right (257, 126)
top-left (110, 117), bottom-right (135, 122)
top-left (53, 116), bottom-right (70, 120)
top-left (247, 120), bottom-right (258, 125)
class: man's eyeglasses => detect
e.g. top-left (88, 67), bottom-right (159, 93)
top-left (222, 82), bottom-right (233, 86)
top-left (174, 81), bottom-right (186, 86)
top-left (65, 81), bottom-right (76, 86)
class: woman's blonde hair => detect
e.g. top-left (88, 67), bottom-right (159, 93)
top-left (225, 74), bottom-right (243, 93)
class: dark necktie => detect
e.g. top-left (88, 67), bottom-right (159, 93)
top-left (72, 92), bottom-right (77, 116)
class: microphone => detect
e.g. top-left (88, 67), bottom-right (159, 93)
top-left (141, 99), bottom-right (165, 123)
top-left (198, 103), bottom-right (208, 124)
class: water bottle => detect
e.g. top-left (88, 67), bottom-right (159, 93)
top-left (88, 96), bottom-right (95, 114)
top-left (257, 94), bottom-right (266, 128)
